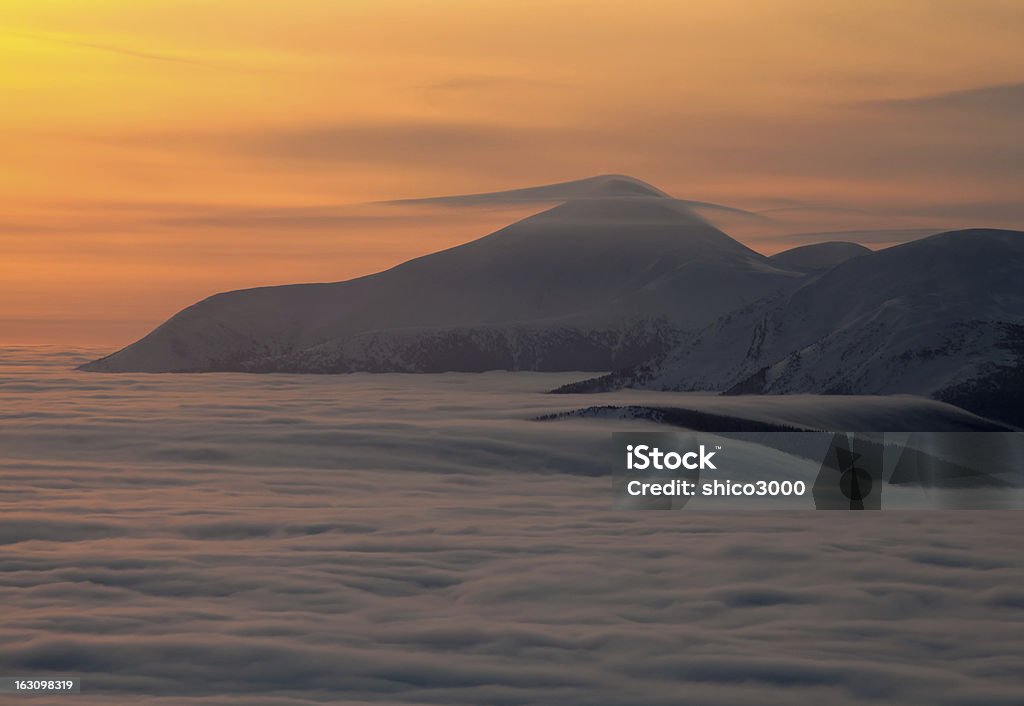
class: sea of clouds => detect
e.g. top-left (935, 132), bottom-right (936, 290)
top-left (0, 347), bottom-right (1022, 705)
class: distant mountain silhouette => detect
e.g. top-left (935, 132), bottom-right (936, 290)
top-left (81, 176), bottom-right (799, 374)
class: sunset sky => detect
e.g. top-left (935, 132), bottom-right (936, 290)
top-left (2, 0), bottom-right (1022, 344)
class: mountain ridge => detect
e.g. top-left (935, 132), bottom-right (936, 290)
top-left (555, 228), bottom-right (1024, 426)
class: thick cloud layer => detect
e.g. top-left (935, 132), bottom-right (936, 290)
top-left (1, 348), bottom-right (1022, 705)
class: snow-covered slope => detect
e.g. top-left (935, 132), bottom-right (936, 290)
top-left (82, 176), bottom-right (800, 373)
top-left (558, 229), bottom-right (1024, 427)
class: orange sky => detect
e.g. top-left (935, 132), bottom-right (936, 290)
top-left (2, 0), bottom-right (1022, 344)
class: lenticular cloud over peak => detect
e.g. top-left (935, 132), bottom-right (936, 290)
top-left (383, 174), bottom-right (673, 205)
top-left (380, 173), bottom-right (757, 218)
